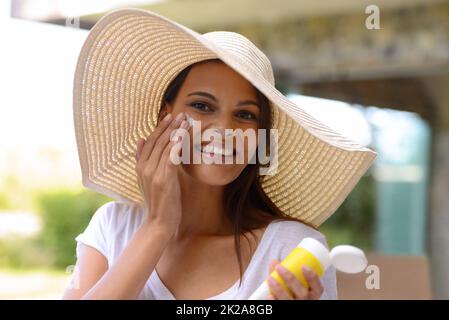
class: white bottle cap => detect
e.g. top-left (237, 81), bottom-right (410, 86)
top-left (330, 245), bottom-right (368, 273)
top-left (297, 237), bottom-right (331, 271)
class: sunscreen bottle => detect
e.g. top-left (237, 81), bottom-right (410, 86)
top-left (248, 237), bottom-right (367, 300)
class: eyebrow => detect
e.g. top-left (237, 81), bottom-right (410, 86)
top-left (187, 91), bottom-right (260, 108)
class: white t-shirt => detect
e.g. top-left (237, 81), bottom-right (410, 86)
top-left (75, 201), bottom-right (337, 300)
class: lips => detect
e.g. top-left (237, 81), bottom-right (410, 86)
top-left (195, 141), bottom-right (237, 158)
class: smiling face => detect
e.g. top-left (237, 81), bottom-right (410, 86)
top-left (163, 60), bottom-right (263, 186)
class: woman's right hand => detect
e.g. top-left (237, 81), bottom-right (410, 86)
top-left (135, 112), bottom-right (189, 236)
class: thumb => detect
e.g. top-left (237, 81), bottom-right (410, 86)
top-left (269, 259), bottom-right (280, 274)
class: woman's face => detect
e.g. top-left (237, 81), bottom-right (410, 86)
top-left (165, 60), bottom-right (261, 186)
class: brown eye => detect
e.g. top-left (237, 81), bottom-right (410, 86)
top-left (237, 110), bottom-right (257, 120)
top-left (189, 102), bottom-right (213, 112)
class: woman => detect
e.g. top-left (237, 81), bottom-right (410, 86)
top-left (64, 9), bottom-right (376, 300)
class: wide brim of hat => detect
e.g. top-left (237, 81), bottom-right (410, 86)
top-left (73, 8), bottom-right (377, 227)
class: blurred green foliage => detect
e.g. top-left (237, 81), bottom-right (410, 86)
top-left (0, 189), bottom-right (111, 270)
top-left (0, 175), bottom-right (25, 210)
top-left (0, 237), bottom-right (53, 269)
top-left (0, 192), bottom-right (11, 210)
top-left (34, 189), bottom-right (112, 268)
top-left (319, 172), bottom-right (376, 250)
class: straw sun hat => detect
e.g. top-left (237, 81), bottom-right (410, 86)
top-left (73, 8), bottom-right (377, 227)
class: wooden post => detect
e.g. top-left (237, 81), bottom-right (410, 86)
top-left (424, 75), bottom-right (449, 299)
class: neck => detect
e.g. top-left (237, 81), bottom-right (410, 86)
top-left (173, 165), bottom-right (234, 240)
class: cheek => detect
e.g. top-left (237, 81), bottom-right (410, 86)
top-left (247, 136), bottom-right (258, 159)
top-left (236, 130), bottom-right (259, 163)
top-left (166, 102), bottom-right (190, 118)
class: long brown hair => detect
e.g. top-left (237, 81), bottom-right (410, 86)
top-left (157, 58), bottom-right (313, 287)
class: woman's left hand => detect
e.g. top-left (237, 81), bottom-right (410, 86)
top-left (266, 259), bottom-right (324, 300)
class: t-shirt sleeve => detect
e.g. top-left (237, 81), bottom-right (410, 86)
top-left (74, 201), bottom-right (114, 260)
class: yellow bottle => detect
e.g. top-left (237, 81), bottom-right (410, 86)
top-left (248, 237), bottom-right (367, 300)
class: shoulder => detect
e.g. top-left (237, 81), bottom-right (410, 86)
top-left (90, 200), bottom-right (146, 234)
top-left (270, 219), bottom-right (327, 242)
top-left (268, 219), bottom-right (329, 258)
top-left (75, 201), bottom-right (146, 263)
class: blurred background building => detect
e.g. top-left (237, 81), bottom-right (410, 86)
top-left (1, 0), bottom-right (448, 299)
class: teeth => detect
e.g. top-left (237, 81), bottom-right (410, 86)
top-left (201, 144), bottom-right (234, 157)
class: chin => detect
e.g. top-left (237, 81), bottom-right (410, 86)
top-left (181, 163), bottom-right (244, 186)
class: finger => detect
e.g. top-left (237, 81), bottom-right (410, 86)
top-left (136, 138), bottom-right (145, 161)
top-left (267, 275), bottom-right (293, 300)
top-left (148, 113), bottom-right (185, 168)
top-left (139, 113), bottom-right (173, 162)
top-left (275, 264), bottom-right (309, 300)
top-left (166, 141), bottom-right (183, 172)
top-left (152, 138), bottom-right (180, 187)
top-left (303, 266), bottom-right (324, 300)
top-left (153, 116), bottom-right (186, 169)
top-left (157, 140), bottom-right (179, 176)
top-left (269, 259), bottom-right (280, 274)
top-left (166, 125), bottom-right (189, 172)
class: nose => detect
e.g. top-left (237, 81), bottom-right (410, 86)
top-left (204, 114), bottom-right (236, 137)
top-left (210, 127), bottom-right (234, 137)
top-left (198, 115), bottom-right (240, 146)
